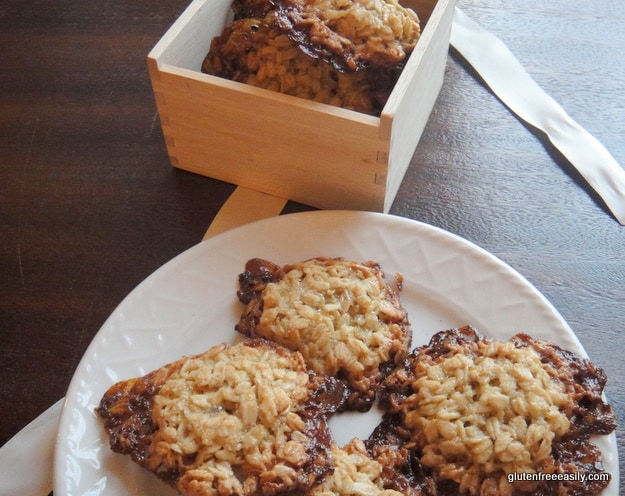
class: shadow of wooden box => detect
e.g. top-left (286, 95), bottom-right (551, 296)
top-left (148, 0), bottom-right (456, 211)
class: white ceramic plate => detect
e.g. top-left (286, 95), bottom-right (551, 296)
top-left (53, 211), bottom-right (618, 495)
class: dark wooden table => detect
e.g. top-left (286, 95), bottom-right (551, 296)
top-left (2, 0), bottom-right (624, 493)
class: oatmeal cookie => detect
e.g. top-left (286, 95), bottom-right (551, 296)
top-left (202, 14), bottom-right (398, 115)
top-left (378, 325), bottom-right (616, 496)
top-left (236, 257), bottom-right (412, 411)
top-left (274, 0), bottom-right (421, 71)
top-left (97, 338), bottom-right (347, 496)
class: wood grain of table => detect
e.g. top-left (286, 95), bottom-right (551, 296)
top-left (1, 0), bottom-right (624, 493)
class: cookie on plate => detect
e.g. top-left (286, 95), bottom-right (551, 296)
top-left (308, 437), bottom-right (428, 496)
top-left (96, 338), bottom-right (347, 496)
top-left (377, 325), bottom-right (616, 496)
top-left (236, 257), bottom-right (412, 411)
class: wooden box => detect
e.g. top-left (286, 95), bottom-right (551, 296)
top-left (148, 0), bottom-right (456, 211)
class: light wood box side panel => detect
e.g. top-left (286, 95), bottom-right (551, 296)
top-left (150, 66), bottom-right (390, 210)
top-left (381, 0), bottom-right (456, 211)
